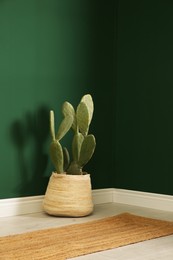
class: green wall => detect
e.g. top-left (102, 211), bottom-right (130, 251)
top-left (115, 0), bottom-right (173, 195)
top-left (1, 0), bottom-right (173, 199)
top-left (0, 0), bottom-right (116, 199)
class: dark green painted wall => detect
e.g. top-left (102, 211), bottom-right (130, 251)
top-left (0, 0), bottom-right (116, 199)
top-left (1, 0), bottom-right (173, 199)
top-left (115, 0), bottom-right (173, 195)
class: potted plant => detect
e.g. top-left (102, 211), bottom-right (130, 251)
top-left (43, 94), bottom-right (96, 217)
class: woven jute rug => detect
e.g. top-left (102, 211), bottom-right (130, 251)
top-left (1, 213), bottom-right (173, 260)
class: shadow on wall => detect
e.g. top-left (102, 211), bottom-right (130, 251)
top-left (10, 106), bottom-right (50, 197)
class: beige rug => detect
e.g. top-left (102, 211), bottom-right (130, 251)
top-left (0, 213), bottom-right (173, 260)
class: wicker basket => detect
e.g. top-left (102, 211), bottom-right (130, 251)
top-left (43, 172), bottom-right (94, 217)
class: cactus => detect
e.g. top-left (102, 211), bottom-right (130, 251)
top-left (49, 94), bottom-right (96, 175)
top-left (63, 147), bottom-right (70, 171)
top-left (49, 109), bottom-right (73, 173)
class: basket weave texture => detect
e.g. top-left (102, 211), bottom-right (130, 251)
top-left (43, 172), bottom-right (93, 217)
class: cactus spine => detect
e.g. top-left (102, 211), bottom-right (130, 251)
top-left (49, 94), bottom-right (96, 175)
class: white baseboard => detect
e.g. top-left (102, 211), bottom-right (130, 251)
top-left (0, 189), bottom-right (114, 218)
top-left (92, 188), bottom-right (114, 205)
top-left (0, 188), bottom-right (173, 217)
top-left (0, 195), bottom-right (44, 218)
top-left (113, 189), bottom-right (173, 213)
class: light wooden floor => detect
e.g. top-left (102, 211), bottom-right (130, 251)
top-left (0, 202), bottom-right (173, 259)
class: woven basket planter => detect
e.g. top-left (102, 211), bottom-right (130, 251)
top-left (43, 172), bottom-right (94, 217)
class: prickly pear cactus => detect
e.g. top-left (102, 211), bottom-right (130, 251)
top-left (49, 94), bottom-right (96, 175)
top-left (49, 109), bottom-right (73, 173)
top-left (67, 94), bottom-right (96, 174)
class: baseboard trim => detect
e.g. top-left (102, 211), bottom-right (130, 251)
top-left (92, 188), bottom-right (114, 205)
top-left (0, 195), bottom-right (44, 218)
top-left (113, 189), bottom-right (173, 213)
top-left (0, 189), bottom-right (114, 218)
top-left (0, 188), bottom-right (172, 217)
